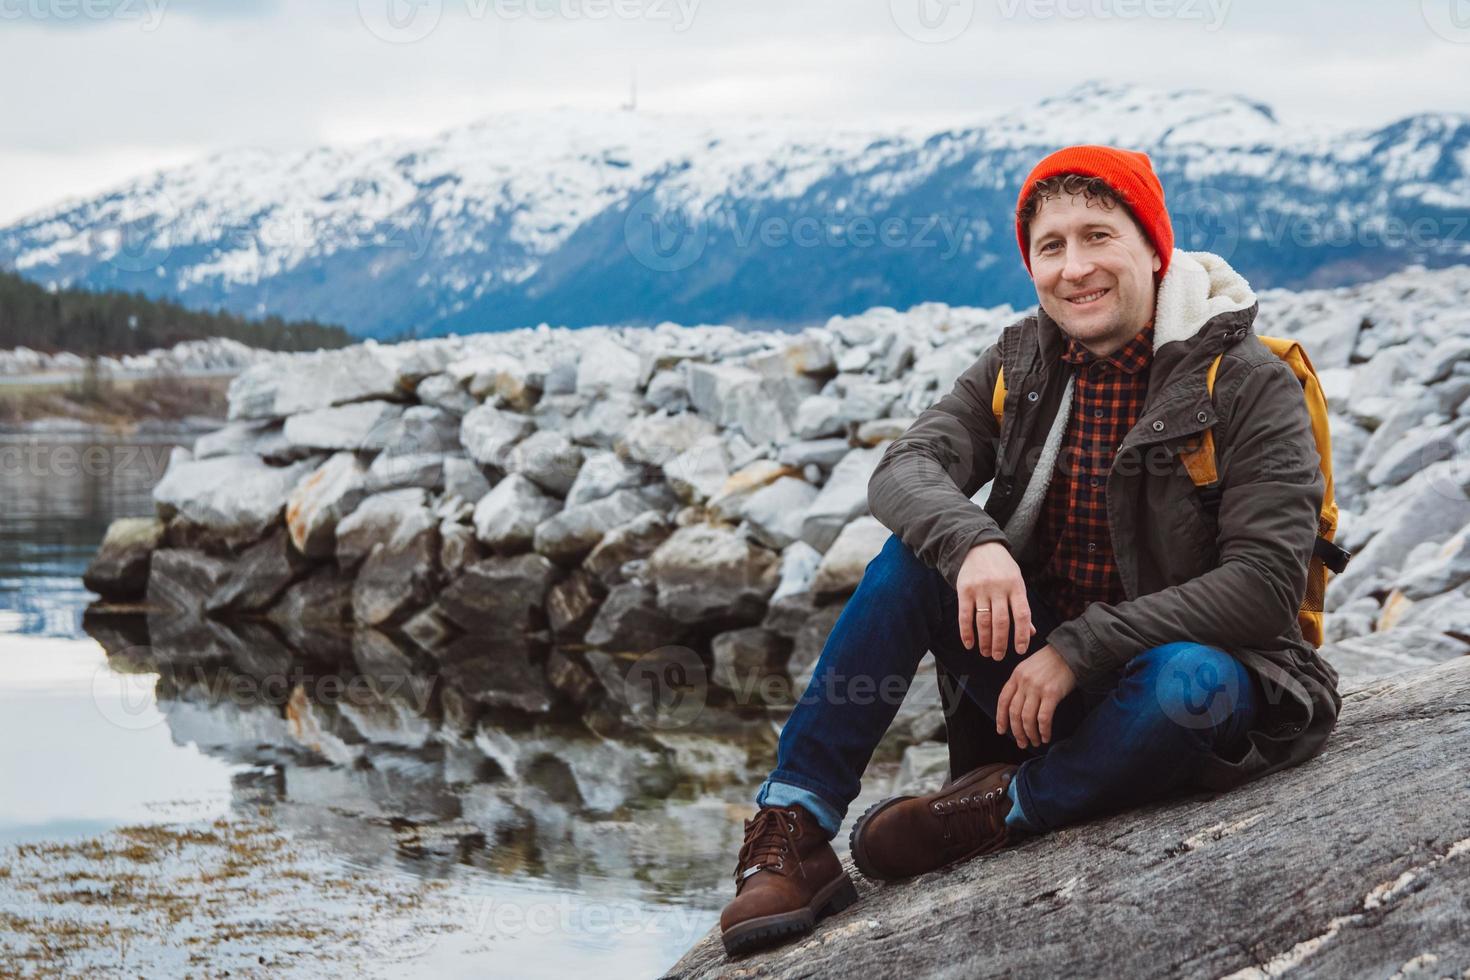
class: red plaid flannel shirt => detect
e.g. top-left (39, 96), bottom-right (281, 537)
top-left (1033, 319), bottom-right (1155, 624)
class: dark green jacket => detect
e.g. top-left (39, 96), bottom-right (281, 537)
top-left (867, 250), bottom-right (1340, 790)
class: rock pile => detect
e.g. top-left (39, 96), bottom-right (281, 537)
top-left (83, 263), bottom-right (1470, 748)
top-left (0, 336), bottom-right (283, 376)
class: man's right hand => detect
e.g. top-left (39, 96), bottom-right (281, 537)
top-left (956, 541), bottom-right (1035, 660)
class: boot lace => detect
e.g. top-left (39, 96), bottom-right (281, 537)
top-left (932, 787), bottom-right (1009, 852)
top-left (733, 807), bottom-right (801, 888)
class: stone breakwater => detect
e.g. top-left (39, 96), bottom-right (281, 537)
top-left (84, 263), bottom-right (1470, 753)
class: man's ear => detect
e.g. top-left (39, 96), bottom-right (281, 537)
top-left (1151, 249), bottom-right (1162, 274)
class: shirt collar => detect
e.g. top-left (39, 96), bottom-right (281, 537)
top-left (1060, 318), bottom-right (1155, 375)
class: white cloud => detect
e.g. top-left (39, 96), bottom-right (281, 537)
top-left (0, 0), bottom-right (1465, 224)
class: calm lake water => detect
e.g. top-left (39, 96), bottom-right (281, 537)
top-left (0, 427), bottom-right (906, 977)
top-left (0, 426), bottom-right (911, 975)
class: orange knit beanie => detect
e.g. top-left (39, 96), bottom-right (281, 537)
top-left (1015, 144), bottom-right (1173, 280)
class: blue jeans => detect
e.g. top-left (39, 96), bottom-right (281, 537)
top-left (756, 533), bottom-right (1261, 839)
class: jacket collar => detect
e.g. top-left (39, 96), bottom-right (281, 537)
top-left (1037, 249), bottom-right (1257, 364)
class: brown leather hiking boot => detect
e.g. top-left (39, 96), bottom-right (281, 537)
top-left (720, 804), bottom-right (859, 956)
top-left (848, 762), bottom-right (1019, 880)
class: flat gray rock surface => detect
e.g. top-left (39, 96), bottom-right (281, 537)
top-left (666, 657), bottom-right (1470, 979)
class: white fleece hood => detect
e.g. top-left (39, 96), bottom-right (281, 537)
top-left (1001, 249), bottom-right (1256, 551)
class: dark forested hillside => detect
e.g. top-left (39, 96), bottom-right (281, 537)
top-left (0, 269), bottom-right (351, 355)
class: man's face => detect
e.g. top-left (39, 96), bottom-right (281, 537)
top-left (1027, 192), bottom-right (1161, 357)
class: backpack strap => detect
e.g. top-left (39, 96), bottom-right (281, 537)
top-left (1182, 351), bottom-right (1352, 575)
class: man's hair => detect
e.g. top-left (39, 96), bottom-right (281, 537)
top-left (1016, 173), bottom-right (1146, 248)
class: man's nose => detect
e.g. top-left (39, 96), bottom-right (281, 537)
top-left (1061, 248), bottom-right (1095, 281)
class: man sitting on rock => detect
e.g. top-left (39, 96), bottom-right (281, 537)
top-left (719, 144), bottom-right (1343, 957)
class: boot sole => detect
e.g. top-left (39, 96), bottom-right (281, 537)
top-left (720, 872), bottom-right (860, 957)
top-left (850, 763), bottom-right (1016, 881)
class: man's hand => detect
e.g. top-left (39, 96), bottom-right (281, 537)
top-left (956, 541), bottom-right (1036, 660)
top-left (996, 645), bottom-right (1077, 749)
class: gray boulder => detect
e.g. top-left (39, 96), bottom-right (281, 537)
top-left (206, 529), bottom-right (310, 615)
top-left (364, 450), bottom-right (446, 494)
top-left (282, 400), bottom-right (406, 451)
top-left (153, 453), bottom-right (316, 548)
top-left (443, 456), bottom-right (492, 504)
top-left (546, 569), bottom-right (607, 641)
top-left (584, 583), bottom-right (687, 651)
top-left (616, 411), bottom-right (717, 467)
top-left (264, 568), bottom-right (354, 665)
top-left (1321, 627), bottom-right (1470, 690)
top-left (508, 430), bottom-right (584, 496)
top-left (570, 391), bottom-right (645, 449)
top-left (710, 627), bottom-right (791, 706)
top-left (792, 394), bottom-right (846, 439)
top-left (778, 437), bottom-right (854, 469)
top-left (1365, 423), bottom-right (1458, 488)
top-left (532, 489), bottom-right (649, 564)
top-left (811, 516), bottom-right (890, 599)
top-left (663, 434), bottom-right (731, 504)
top-left (226, 343), bottom-right (422, 420)
top-left (414, 372), bottom-right (477, 414)
top-left (192, 419), bottom-right (296, 461)
top-left (1395, 529), bottom-right (1470, 599)
top-left (644, 369), bottom-right (690, 412)
top-left (436, 552), bottom-right (559, 636)
top-left (565, 450), bottom-right (645, 508)
top-left (83, 517), bottom-right (165, 600)
top-left (575, 337), bottom-right (642, 395)
top-left (473, 473), bottom-right (562, 552)
top-left (460, 404), bottom-right (536, 468)
top-left (741, 476), bottom-right (819, 549)
top-left (800, 446), bottom-right (883, 552)
top-left (286, 452), bottom-right (371, 559)
top-left (646, 523), bottom-right (781, 626)
top-left (1328, 461), bottom-right (1470, 610)
top-left (1418, 335), bottom-right (1470, 384)
top-left (352, 519), bottom-right (438, 628)
top-left (584, 512), bottom-right (674, 585)
top-left (333, 488), bottom-right (434, 569)
top-left (707, 460), bottom-right (799, 523)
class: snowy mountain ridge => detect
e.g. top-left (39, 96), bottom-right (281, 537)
top-left (3, 80), bottom-right (1467, 338)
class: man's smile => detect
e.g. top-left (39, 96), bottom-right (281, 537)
top-left (1066, 288), bottom-right (1110, 307)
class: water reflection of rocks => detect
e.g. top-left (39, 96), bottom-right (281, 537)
top-left (83, 602), bottom-right (939, 910)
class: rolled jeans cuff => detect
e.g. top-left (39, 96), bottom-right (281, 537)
top-left (756, 776), bottom-right (843, 839)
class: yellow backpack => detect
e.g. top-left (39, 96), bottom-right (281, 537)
top-left (991, 337), bottom-right (1351, 647)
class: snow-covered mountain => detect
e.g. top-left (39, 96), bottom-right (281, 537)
top-left (4, 81), bottom-right (1468, 339)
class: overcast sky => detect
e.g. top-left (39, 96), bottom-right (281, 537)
top-left (1, 0), bottom-right (1467, 224)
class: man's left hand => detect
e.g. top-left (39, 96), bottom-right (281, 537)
top-left (996, 644), bottom-right (1077, 749)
